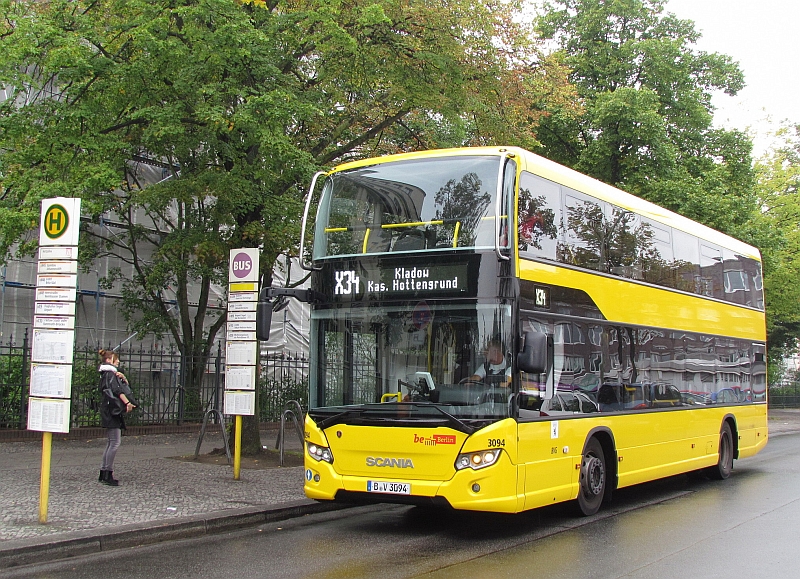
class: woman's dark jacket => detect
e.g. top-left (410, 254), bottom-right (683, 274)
top-left (99, 366), bottom-right (136, 429)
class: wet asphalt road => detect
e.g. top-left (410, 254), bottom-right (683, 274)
top-left (4, 432), bottom-right (799, 579)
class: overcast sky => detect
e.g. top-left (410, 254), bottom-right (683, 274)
top-left (666, 0), bottom-right (800, 156)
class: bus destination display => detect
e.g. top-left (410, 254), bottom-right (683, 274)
top-left (329, 262), bottom-right (470, 301)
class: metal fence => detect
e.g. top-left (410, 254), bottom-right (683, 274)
top-left (0, 333), bottom-right (28, 429)
top-left (0, 331), bottom-right (309, 429)
top-left (3, 330), bottom-right (798, 431)
top-left (769, 384), bottom-right (800, 408)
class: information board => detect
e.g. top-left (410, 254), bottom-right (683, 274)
top-left (224, 391), bottom-right (256, 416)
top-left (27, 398), bottom-right (70, 433)
top-left (224, 248), bottom-right (259, 416)
top-left (28, 197), bottom-right (80, 434)
top-left (30, 364), bottom-right (73, 399)
top-left (32, 329), bottom-right (75, 364)
top-left (226, 340), bottom-right (258, 365)
top-left (226, 366), bottom-right (256, 391)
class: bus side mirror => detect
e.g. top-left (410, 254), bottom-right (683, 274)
top-left (256, 299), bottom-right (273, 341)
top-left (255, 287), bottom-right (322, 342)
top-left (518, 331), bottom-right (550, 375)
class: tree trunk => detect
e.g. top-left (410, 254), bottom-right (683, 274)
top-left (182, 347), bottom-right (210, 420)
top-left (239, 357), bottom-right (263, 456)
top-left (240, 414), bottom-right (263, 456)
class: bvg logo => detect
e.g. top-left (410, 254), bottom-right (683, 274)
top-left (334, 270), bottom-right (360, 295)
top-left (44, 204), bottom-right (69, 239)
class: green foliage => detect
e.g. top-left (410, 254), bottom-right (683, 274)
top-left (0, 0), bottom-right (577, 423)
top-left (534, 0), bottom-right (799, 370)
top-left (260, 375), bottom-right (308, 422)
top-left (535, 0), bottom-right (757, 237)
top-left (0, 347), bottom-right (25, 385)
top-left (754, 124), bottom-right (800, 364)
top-left (0, 1), bottom-right (574, 384)
top-left (70, 355), bottom-right (102, 427)
top-left (0, 346), bottom-right (27, 428)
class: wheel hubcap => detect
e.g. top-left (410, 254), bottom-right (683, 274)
top-left (583, 455), bottom-right (605, 496)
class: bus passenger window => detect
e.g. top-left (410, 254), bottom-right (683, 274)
top-left (722, 248), bottom-right (763, 308)
top-left (518, 172), bottom-right (559, 260)
top-left (671, 228), bottom-right (701, 294)
top-left (639, 219), bottom-right (674, 287)
top-left (700, 244), bottom-right (724, 299)
top-left (560, 191), bottom-right (608, 272)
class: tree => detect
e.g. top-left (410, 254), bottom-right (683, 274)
top-left (534, 0), bottom-right (757, 236)
top-left (753, 123), bottom-right (800, 371)
top-left (0, 0), bottom-right (575, 452)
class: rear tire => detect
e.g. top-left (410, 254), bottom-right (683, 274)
top-left (576, 437), bottom-right (606, 516)
top-left (707, 422), bottom-right (734, 480)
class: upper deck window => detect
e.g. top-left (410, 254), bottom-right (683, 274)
top-left (313, 156), bottom-right (505, 259)
top-left (517, 171), bottom-right (764, 311)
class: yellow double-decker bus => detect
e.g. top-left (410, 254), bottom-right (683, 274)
top-left (258, 146), bottom-right (767, 515)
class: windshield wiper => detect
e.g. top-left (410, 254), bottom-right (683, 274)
top-left (417, 403), bottom-right (476, 434)
top-left (314, 409), bottom-right (362, 430)
top-left (310, 403), bottom-right (477, 434)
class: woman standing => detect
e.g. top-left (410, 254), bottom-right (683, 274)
top-left (98, 349), bottom-right (136, 486)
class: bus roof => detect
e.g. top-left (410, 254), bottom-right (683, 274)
top-left (329, 146), bottom-right (761, 261)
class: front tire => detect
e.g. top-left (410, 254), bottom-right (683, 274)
top-left (707, 422), bottom-right (734, 480)
top-left (576, 437), bottom-right (606, 516)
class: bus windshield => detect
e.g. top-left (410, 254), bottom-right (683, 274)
top-left (309, 302), bottom-right (513, 421)
top-left (313, 155), bottom-right (502, 259)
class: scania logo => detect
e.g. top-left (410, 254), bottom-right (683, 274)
top-left (366, 457), bottom-right (414, 468)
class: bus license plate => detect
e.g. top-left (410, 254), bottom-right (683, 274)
top-left (367, 481), bottom-right (410, 495)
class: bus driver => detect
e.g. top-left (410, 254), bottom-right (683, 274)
top-left (466, 339), bottom-right (512, 385)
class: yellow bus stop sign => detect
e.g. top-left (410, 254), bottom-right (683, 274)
top-left (43, 204), bottom-right (69, 240)
top-left (39, 198), bottom-right (81, 247)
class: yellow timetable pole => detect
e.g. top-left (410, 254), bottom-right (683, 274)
top-left (233, 415), bottom-right (242, 480)
top-left (38, 432), bottom-right (52, 523)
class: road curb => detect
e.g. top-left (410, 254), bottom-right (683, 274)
top-left (0, 499), bottom-right (350, 570)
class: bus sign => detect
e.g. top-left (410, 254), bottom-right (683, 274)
top-left (43, 205), bottom-right (69, 239)
top-left (39, 198), bottom-right (81, 247)
top-left (229, 249), bottom-right (259, 283)
top-left (329, 261), bottom-right (473, 301)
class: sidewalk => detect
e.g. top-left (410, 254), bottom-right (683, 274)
top-left (1, 409), bottom-right (799, 569)
top-left (0, 428), bottom-right (344, 569)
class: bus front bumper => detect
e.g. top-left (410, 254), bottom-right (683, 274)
top-left (304, 453), bottom-right (521, 513)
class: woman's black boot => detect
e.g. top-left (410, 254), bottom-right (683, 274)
top-left (101, 470), bottom-right (119, 486)
top-left (99, 469), bottom-right (106, 482)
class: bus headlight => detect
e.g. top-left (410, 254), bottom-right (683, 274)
top-left (455, 449), bottom-right (501, 471)
top-left (307, 442), bottom-right (334, 464)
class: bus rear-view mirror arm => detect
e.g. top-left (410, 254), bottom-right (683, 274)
top-left (256, 287), bottom-right (325, 341)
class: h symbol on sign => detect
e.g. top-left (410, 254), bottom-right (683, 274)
top-left (48, 212), bottom-right (64, 231)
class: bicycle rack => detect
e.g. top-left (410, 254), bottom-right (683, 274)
top-left (275, 400), bottom-right (305, 467)
top-left (195, 409), bottom-right (232, 466)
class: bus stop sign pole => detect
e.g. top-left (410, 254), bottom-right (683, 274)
top-left (225, 248), bottom-right (259, 481)
top-left (29, 198), bottom-right (81, 523)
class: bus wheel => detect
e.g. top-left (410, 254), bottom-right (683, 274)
top-left (576, 437), bottom-right (606, 516)
top-left (707, 422), bottom-right (734, 480)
